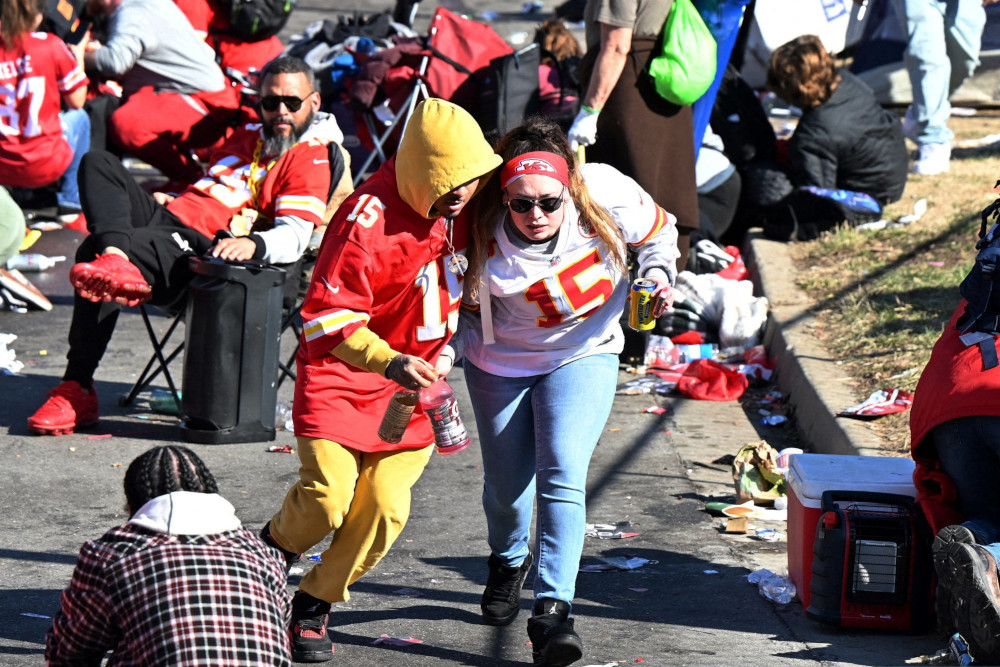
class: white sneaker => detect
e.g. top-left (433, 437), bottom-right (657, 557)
top-left (913, 142), bottom-right (951, 176)
top-left (0, 268), bottom-right (52, 311)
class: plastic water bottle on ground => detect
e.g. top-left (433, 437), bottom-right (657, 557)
top-left (747, 568), bottom-right (796, 604)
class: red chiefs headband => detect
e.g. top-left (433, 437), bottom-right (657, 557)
top-left (500, 151), bottom-right (570, 190)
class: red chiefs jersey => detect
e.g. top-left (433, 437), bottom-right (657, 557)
top-left (167, 124), bottom-right (331, 239)
top-left (0, 32), bottom-right (87, 188)
top-left (294, 157), bottom-right (468, 452)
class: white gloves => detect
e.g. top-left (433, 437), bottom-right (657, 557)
top-left (568, 107), bottom-right (600, 151)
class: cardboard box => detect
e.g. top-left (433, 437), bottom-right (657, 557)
top-left (786, 454), bottom-right (916, 611)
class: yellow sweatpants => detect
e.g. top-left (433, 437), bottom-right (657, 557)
top-left (269, 436), bottom-right (433, 603)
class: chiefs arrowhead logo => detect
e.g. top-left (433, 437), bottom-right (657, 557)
top-left (513, 158), bottom-right (557, 174)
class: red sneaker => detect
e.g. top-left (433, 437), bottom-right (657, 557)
top-left (28, 380), bottom-right (99, 435)
top-left (70, 253), bottom-right (151, 307)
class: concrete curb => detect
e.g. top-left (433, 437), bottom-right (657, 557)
top-left (745, 230), bottom-right (888, 458)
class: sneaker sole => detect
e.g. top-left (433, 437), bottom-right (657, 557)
top-left (952, 543), bottom-right (1000, 663)
top-left (534, 634), bottom-right (583, 667)
top-left (70, 264), bottom-right (151, 307)
top-left (291, 646), bottom-right (335, 663)
top-left (28, 417), bottom-right (99, 435)
top-left (933, 525), bottom-right (977, 633)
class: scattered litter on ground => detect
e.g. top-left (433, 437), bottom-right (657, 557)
top-left (733, 441), bottom-right (787, 504)
top-left (267, 445), bottom-right (295, 454)
top-left (856, 198), bottom-right (928, 231)
top-left (906, 632), bottom-right (973, 665)
top-left (642, 405), bottom-right (667, 414)
top-left (148, 389), bottom-right (181, 415)
top-left (392, 587), bottom-right (423, 597)
top-left (88, 434), bottom-right (112, 440)
top-left (580, 556), bottom-right (656, 572)
top-left (748, 568), bottom-right (796, 604)
top-left (372, 634), bottom-right (423, 646)
top-left (0, 333), bottom-right (24, 374)
top-left (585, 521), bottom-right (639, 539)
top-left (760, 415), bottom-right (787, 426)
top-left (725, 517), bottom-right (748, 533)
top-left (307, 554), bottom-right (321, 561)
top-left (755, 528), bottom-right (780, 542)
top-left (838, 387), bottom-right (914, 418)
top-left (615, 376), bottom-right (674, 395)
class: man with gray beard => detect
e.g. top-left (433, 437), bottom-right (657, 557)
top-left (26, 57), bottom-right (348, 436)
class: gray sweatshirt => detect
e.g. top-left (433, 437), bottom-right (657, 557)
top-left (91, 0), bottom-right (226, 96)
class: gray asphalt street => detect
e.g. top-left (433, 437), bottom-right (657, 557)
top-left (0, 1), bottom-right (955, 665)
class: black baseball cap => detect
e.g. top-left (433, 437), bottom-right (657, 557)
top-left (43, 0), bottom-right (91, 45)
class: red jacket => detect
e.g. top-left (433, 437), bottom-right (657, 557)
top-left (909, 302), bottom-right (1000, 533)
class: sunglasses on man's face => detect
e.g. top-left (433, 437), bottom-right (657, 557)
top-left (259, 93), bottom-right (313, 112)
top-left (505, 188), bottom-right (565, 214)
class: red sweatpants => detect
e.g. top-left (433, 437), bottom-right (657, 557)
top-left (108, 85), bottom-right (243, 184)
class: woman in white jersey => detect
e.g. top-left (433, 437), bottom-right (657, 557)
top-left (454, 118), bottom-right (678, 666)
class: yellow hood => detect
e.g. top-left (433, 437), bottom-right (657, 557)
top-left (395, 98), bottom-right (502, 218)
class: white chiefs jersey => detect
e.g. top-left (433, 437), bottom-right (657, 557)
top-left (462, 162), bottom-right (678, 377)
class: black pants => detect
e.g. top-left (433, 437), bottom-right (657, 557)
top-left (65, 151), bottom-right (213, 385)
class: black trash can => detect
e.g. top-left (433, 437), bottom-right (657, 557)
top-left (179, 256), bottom-right (286, 444)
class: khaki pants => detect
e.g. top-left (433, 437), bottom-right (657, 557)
top-left (269, 436), bottom-right (433, 603)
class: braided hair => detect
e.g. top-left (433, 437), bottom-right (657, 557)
top-left (124, 446), bottom-right (219, 515)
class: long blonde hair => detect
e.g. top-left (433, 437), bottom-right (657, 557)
top-left (466, 117), bottom-right (626, 298)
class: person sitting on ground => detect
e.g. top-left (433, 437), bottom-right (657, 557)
top-left (762, 34), bottom-right (908, 241)
top-left (0, 0), bottom-right (91, 218)
top-left (77, 0), bottom-right (245, 186)
top-left (27, 56), bottom-right (348, 436)
top-left (910, 183), bottom-right (1000, 661)
top-left (45, 445), bottom-right (292, 665)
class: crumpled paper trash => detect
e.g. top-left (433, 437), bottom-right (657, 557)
top-left (0, 333), bottom-right (24, 374)
top-left (732, 440), bottom-right (787, 504)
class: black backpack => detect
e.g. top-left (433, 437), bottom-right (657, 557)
top-left (957, 180), bottom-right (1000, 368)
top-left (220, 0), bottom-right (296, 42)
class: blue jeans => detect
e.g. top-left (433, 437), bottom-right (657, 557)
top-left (891, 0), bottom-right (986, 145)
top-left (464, 353), bottom-right (619, 608)
top-left (932, 416), bottom-right (1000, 544)
top-left (58, 108), bottom-right (91, 209)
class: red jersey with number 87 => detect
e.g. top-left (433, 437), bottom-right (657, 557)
top-left (0, 32), bottom-right (88, 188)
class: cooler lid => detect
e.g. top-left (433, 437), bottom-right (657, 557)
top-left (787, 453), bottom-right (916, 502)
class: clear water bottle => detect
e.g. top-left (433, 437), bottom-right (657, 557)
top-left (419, 380), bottom-right (471, 455)
top-left (377, 389), bottom-right (419, 443)
top-left (6, 254), bottom-right (66, 272)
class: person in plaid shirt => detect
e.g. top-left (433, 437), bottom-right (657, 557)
top-left (45, 446), bottom-right (291, 666)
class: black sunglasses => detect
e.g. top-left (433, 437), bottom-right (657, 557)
top-left (260, 93), bottom-right (313, 112)
top-left (506, 188), bottom-right (565, 214)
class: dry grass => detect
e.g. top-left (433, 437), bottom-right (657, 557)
top-left (787, 110), bottom-right (1000, 454)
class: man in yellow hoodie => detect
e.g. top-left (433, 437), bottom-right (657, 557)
top-left (260, 98), bottom-right (502, 663)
